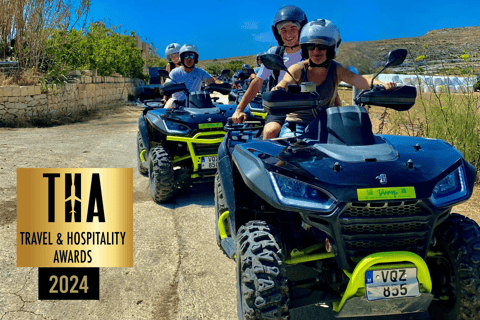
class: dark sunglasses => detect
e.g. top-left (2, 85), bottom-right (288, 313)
top-left (183, 53), bottom-right (196, 60)
top-left (304, 44), bottom-right (328, 51)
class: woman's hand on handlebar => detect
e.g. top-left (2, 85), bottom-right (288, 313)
top-left (232, 111), bottom-right (247, 123)
top-left (384, 82), bottom-right (397, 90)
top-left (271, 85), bottom-right (286, 92)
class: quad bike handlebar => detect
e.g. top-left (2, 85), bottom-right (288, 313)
top-left (224, 117), bottom-right (265, 132)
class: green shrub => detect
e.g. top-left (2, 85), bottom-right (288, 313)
top-left (44, 23), bottom-right (146, 80)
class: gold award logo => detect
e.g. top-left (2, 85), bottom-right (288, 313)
top-left (17, 168), bottom-right (133, 267)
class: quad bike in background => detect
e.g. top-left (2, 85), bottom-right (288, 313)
top-left (215, 50), bottom-right (480, 319)
top-left (137, 70), bottom-right (248, 203)
top-left (228, 70), bottom-right (268, 119)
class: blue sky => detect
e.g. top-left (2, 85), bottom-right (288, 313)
top-left (89, 0), bottom-right (479, 60)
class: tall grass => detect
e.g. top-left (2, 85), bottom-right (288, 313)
top-left (386, 53), bottom-right (480, 174)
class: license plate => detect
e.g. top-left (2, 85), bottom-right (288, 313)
top-left (201, 156), bottom-right (217, 169)
top-left (365, 268), bottom-right (420, 301)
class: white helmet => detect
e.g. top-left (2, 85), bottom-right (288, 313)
top-left (299, 19), bottom-right (341, 60)
top-left (165, 43), bottom-right (181, 61)
top-left (179, 44), bottom-right (199, 64)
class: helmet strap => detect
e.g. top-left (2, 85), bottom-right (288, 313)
top-left (308, 59), bottom-right (330, 69)
top-left (182, 61), bottom-right (195, 69)
top-left (285, 44), bottom-right (300, 49)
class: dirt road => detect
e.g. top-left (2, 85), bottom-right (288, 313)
top-left (1, 105), bottom-right (478, 320)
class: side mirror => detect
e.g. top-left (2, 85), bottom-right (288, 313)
top-left (260, 54), bottom-right (287, 72)
top-left (158, 69), bottom-right (170, 79)
top-left (260, 53), bottom-right (299, 86)
top-left (220, 69), bottom-right (231, 77)
top-left (370, 48), bottom-right (408, 87)
top-left (385, 49), bottom-right (407, 68)
top-left (237, 72), bottom-right (250, 80)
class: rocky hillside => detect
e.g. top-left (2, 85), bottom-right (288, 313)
top-left (199, 26), bottom-right (480, 75)
top-left (365, 26), bottom-right (480, 73)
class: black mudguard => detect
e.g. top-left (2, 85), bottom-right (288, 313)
top-left (138, 113), bottom-right (150, 154)
top-left (217, 134), bottom-right (237, 238)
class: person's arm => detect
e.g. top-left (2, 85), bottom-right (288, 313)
top-left (334, 93), bottom-right (341, 106)
top-left (273, 64), bottom-right (302, 90)
top-left (205, 77), bottom-right (215, 85)
top-left (232, 77), bottom-right (264, 123)
top-left (337, 66), bottom-right (396, 90)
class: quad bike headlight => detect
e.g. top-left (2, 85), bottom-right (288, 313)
top-left (430, 165), bottom-right (468, 207)
top-left (163, 119), bottom-right (191, 134)
top-left (269, 172), bottom-right (337, 212)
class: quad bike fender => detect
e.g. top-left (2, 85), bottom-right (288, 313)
top-left (138, 115), bottom-right (151, 155)
top-left (464, 158), bottom-right (477, 194)
top-left (231, 145), bottom-right (280, 209)
top-left (217, 137), bottom-right (237, 235)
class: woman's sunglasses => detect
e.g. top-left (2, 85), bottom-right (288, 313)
top-left (183, 53), bottom-right (196, 60)
top-left (304, 44), bottom-right (328, 51)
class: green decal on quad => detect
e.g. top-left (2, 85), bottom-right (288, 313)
top-left (199, 122), bottom-right (223, 129)
top-left (357, 186), bottom-right (416, 201)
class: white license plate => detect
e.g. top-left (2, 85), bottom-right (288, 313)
top-left (201, 156), bottom-right (218, 169)
top-left (365, 268), bottom-right (420, 301)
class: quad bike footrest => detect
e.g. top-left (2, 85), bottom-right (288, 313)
top-left (221, 237), bottom-right (235, 259)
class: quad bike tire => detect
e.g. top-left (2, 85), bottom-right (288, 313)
top-left (428, 213), bottom-right (480, 320)
top-left (214, 172), bottom-right (230, 255)
top-left (236, 221), bottom-right (289, 320)
top-left (148, 145), bottom-right (174, 203)
top-left (136, 131), bottom-right (148, 176)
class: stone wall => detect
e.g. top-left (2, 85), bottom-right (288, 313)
top-left (0, 75), bottom-right (144, 124)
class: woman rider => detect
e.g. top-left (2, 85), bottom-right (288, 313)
top-left (165, 43), bottom-right (181, 73)
top-left (273, 19), bottom-right (396, 138)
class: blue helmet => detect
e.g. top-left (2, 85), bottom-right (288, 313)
top-left (271, 5), bottom-right (308, 46)
top-left (242, 64), bottom-right (250, 70)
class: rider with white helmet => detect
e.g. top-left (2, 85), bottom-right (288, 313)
top-left (165, 43), bottom-right (181, 73)
top-left (273, 19), bottom-right (396, 137)
top-left (164, 44), bottom-right (221, 108)
top-left (255, 52), bottom-right (265, 70)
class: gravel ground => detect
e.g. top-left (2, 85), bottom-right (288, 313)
top-left (0, 103), bottom-right (478, 320)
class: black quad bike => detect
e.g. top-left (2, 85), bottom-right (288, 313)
top-left (215, 50), bottom-right (480, 319)
top-left (137, 70), bottom-right (247, 203)
top-left (228, 70), bottom-right (268, 119)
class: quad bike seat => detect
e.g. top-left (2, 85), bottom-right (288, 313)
top-left (188, 91), bottom-right (215, 109)
top-left (303, 106), bottom-right (375, 146)
top-left (301, 106), bottom-right (398, 162)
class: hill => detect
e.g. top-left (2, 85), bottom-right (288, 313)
top-left (198, 26), bottom-right (480, 75)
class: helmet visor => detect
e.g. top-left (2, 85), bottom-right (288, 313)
top-left (183, 53), bottom-right (196, 60)
top-left (300, 36), bottom-right (336, 47)
top-left (304, 44), bottom-right (329, 51)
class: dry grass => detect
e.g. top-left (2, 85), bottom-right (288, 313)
top-left (338, 88), bottom-right (480, 135)
top-left (0, 69), bottom-right (42, 86)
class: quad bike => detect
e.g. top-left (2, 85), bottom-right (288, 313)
top-left (215, 50), bottom-right (480, 319)
top-left (137, 70), bottom-right (247, 203)
top-left (228, 70), bottom-right (268, 119)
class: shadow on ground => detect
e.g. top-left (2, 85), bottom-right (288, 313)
top-left (151, 183), bottom-right (215, 209)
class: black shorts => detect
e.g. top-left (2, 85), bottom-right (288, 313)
top-left (265, 114), bottom-right (286, 126)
